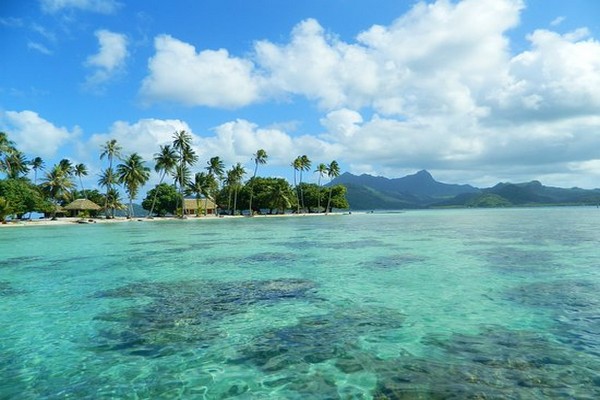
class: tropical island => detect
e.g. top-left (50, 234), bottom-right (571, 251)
top-left (0, 131), bottom-right (349, 224)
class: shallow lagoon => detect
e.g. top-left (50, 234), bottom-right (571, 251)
top-left (1, 208), bottom-right (600, 399)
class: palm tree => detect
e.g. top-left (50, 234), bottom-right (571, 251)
top-left (206, 156), bottom-right (225, 215)
top-left (291, 157), bottom-right (301, 213)
top-left (98, 167), bottom-right (117, 217)
top-left (298, 155), bottom-right (311, 212)
top-left (41, 164), bottom-right (75, 219)
top-left (248, 149), bottom-right (267, 215)
top-left (116, 153), bottom-right (150, 219)
top-left (105, 188), bottom-right (125, 217)
top-left (0, 132), bottom-right (16, 177)
top-left (172, 131), bottom-right (198, 217)
top-left (3, 150), bottom-right (29, 179)
top-left (325, 160), bottom-right (341, 214)
top-left (187, 172), bottom-right (217, 216)
top-left (147, 144), bottom-right (178, 217)
top-left (315, 163), bottom-right (327, 212)
top-left (30, 157), bottom-right (45, 184)
top-left (229, 163), bottom-right (245, 215)
top-left (100, 139), bottom-right (122, 217)
top-left (74, 163), bottom-right (88, 199)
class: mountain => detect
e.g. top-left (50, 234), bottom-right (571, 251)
top-left (332, 171), bottom-right (600, 210)
top-left (331, 170), bottom-right (479, 209)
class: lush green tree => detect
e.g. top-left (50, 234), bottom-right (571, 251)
top-left (0, 132), bottom-right (16, 177)
top-left (298, 183), bottom-right (326, 213)
top-left (326, 160), bottom-right (341, 213)
top-left (225, 163), bottom-right (245, 215)
top-left (30, 156), bottom-right (45, 184)
top-left (3, 150), bottom-right (30, 179)
top-left (239, 177), bottom-right (295, 214)
top-left (105, 188), bottom-right (125, 217)
top-left (99, 139), bottom-right (122, 217)
top-left (0, 178), bottom-right (49, 218)
top-left (0, 196), bottom-right (11, 222)
top-left (327, 184), bottom-right (349, 210)
top-left (41, 164), bottom-right (75, 219)
top-left (314, 163), bottom-right (328, 212)
top-left (186, 172), bottom-right (214, 216)
top-left (98, 167), bottom-right (116, 216)
top-left (147, 144), bottom-right (178, 217)
top-left (117, 153), bottom-right (150, 218)
top-left (74, 163), bottom-right (88, 198)
top-left (142, 183), bottom-right (178, 217)
top-left (172, 130), bottom-right (198, 217)
top-left (248, 149), bottom-right (268, 215)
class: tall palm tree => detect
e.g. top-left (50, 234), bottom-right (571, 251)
top-left (230, 163), bottom-right (245, 215)
top-left (147, 144), bottom-right (178, 218)
top-left (172, 130), bottom-right (198, 217)
top-left (116, 153), bottom-right (150, 219)
top-left (30, 156), bottom-right (45, 184)
top-left (0, 132), bottom-right (16, 177)
top-left (74, 163), bottom-right (88, 198)
top-left (298, 155), bottom-right (311, 212)
top-left (248, 149), bottom-right (267, 215)
top-left (3, 150), bottom-right (29, 179)
top-left (206, 156), bottom-right (225, 215)
top-left (291, 156), bottom-right (301, 213)
top-left (105, 188), bottom-right (124, 217)
top-left (100, 139), bottom-right (122, 217)
top-left (325, 160), bottom-right (341, 214)
top-left (98, 168), bottom-right (116, 217)
top-left (41, 164), bottom-right (75, 219)
top-left (187, 172), bottom-right (217, 216)
top-left (315, 163), bottom-right (327, 212)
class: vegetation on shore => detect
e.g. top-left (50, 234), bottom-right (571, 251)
top-left (0, 130), bottom-right (347, 221)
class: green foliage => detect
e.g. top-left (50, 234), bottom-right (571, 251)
top-left (466, 193), bottom-right (512, 208)
top-left (327, 184), bottom-right (349, 211)
top-left (142, 183), bottom-right (179, 217)
top-left (0, 196), bottom-right (11, 222)
top-left (0, 178), bottom-right (50, 217)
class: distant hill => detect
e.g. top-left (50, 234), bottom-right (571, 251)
top-left (331, 170), bottom-right (479, 209)
top-left (332, 171), bottom-right (600, 210)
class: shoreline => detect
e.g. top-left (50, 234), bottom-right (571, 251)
top-left (0, 212), bottom-right (350, 228)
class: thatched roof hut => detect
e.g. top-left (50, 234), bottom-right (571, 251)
top-left (64, 198), bottom-right (101, 216)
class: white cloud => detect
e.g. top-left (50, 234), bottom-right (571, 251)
top-left (88, 118), bottom-right (191, 163)
top-left (140, 35), bottom-right (261, 108)
top-left (28, 41), bottom-right (52, 55)
top-left (0, 110), bottom-right (79, 158)
top-left (41, 0), bottom-right (121, 14)
top-left (84, 29), bottom-right (128, 88)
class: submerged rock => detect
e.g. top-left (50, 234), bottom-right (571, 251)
top-left (92, 278), bottom-right (318, 356)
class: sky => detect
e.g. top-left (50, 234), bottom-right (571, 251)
top-left (2, 0), bottom-right (600, 200)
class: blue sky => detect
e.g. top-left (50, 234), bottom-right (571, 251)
top-left (2, 0), bottom-right (600, 200)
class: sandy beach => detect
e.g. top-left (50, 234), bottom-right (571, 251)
top-left (0, 212), bottom-right (349, 228)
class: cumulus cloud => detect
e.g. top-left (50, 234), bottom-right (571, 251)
top-left (140, 35), bottom-right (261, 108)
top-left (0, 110), bottom-right (79, 158)
top-left (134, 0), bottom-right (600, 188)
top-left (41, 0), bottom-right (121, 14)
top-left (84, 29), bottom-right (128, 88)
top-left (88, 118), bottom-right (191, 163)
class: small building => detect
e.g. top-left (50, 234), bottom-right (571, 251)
top-left (63, 198), bottom-right (102, 217)
top-left (183, 198), bottom-right (217, 216)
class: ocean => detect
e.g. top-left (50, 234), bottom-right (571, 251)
top-left (1, 207), bottom-right (599, 399)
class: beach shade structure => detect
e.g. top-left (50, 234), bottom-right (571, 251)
top-left (64, 198), bottom-right (102, 217)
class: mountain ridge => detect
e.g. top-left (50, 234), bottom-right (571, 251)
top-left (331, 171), bottom-right (600, 209)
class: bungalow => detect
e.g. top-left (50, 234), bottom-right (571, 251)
top-left (183, 198), bottom-right (217, 216)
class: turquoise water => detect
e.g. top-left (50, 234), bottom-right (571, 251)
top-left (1, 208), bottom-right (600, 399)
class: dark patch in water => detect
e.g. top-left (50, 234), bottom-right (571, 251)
top-left (374, 326), bottom-right (600, 399)
top-left (244, 252), bottom-right (298, 264)
top-left (0, 281), bottom-right (25, 296)
top-left (92, 278), bottom-right (318, 356)
top-left (234, 306), bottom-right (404, 372)
top-left (363, 254), bottom-right (426, 269)
top-left (274, 238), bottom-right (389, 250)
top-left (507, 280), bottom-right (600, 356)
top-left (0, 256), bottom-right (44, 269)
top-left (468, 246), bottom-right (561, 273)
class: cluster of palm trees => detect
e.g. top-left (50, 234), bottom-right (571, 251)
top-left (0, 129), bottom-right (344, 219)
